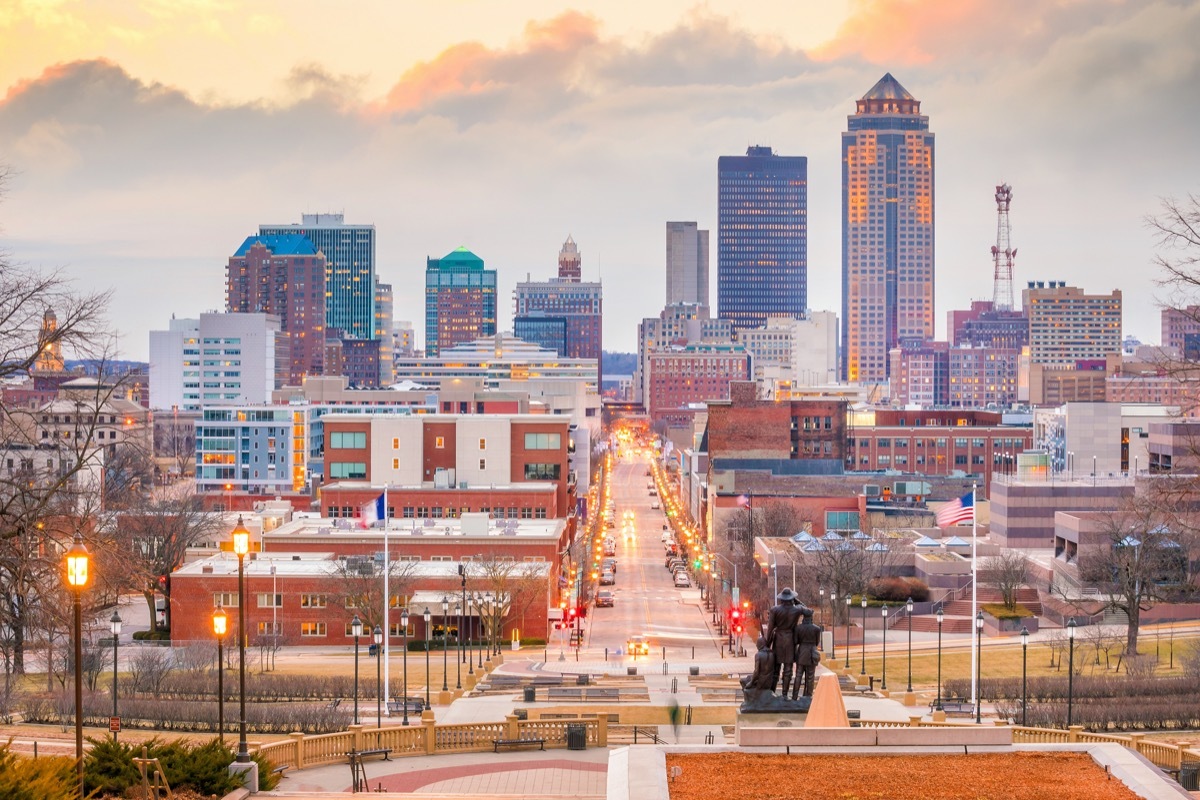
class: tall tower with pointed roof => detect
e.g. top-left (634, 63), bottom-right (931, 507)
top-left (557, 235), bottom-right (581, 282)
top-left (841, 73), bottom-right (935, 384)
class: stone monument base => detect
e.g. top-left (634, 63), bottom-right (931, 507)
top-left (737, 688), bottom-right (812, 714)
top-left (228, 760), bottom-right (259, 794)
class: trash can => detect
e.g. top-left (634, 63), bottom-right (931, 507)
top-left (1181, 761), bottom-right (1200, 791)
top-left (627, 667), bottom-right (638, 676)
top-left (514, 708), bottom-right (528, 721)
top-left (576, 674), bottom-right (590, 685)
top-left (566, 723), bottom-right (587, 751)
top-left (689, 666), bottom-right (700, 676)
top-left (847, 709), bottom-right (861, 728)
top-left (523, 685), bottom-right (536, 703)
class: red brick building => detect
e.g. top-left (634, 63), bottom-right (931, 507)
top-left (647, 345), bottom-right (750, 424)
top-left (706, 382), bottom-right (848, 461)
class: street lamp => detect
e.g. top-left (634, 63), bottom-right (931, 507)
top-left (441, 598), bottom-right (449, 692)
top-left (212, 606), bottom-right (227, 746)
top-left (351, 614), bottom-right (363, 725)
top-left (829, 591), bottom-right (837, 661)
top-left (454, 600), bottom-right (463, 690)
top-left (1066, 617), bottom-right (1077, 728)
top-left (844, 595), bottom-right (852, 670)
top-left (400, 609), bottom-right (410, 725)
top-left (230, 516), bottom-right (251, 764)
top-left (109, 611), bottom-right (122, 742)
top-left (935, 604), bottom-right (944, 712)
top-left (66, 531), bottom-right (90, 797)
top-left (476, 597), bottom-right (484, 669)
top-left (975, 609), bottom-right (984, 724)
top-left (905, 596), bottom-right (914, 693)
top-left (1020, 625), bottom-right (1030, 727)
top-left (818, 587), bottom-right (825, 627)
top-left (880, 604), bottom-right (889, 691)
top-left (860, 595), bottom-right (867, 676)
top-left (373, 626), bottom-right (383, 728)
top-left (459, 564), bottom-right (469, 672)
top-left (423, 607), bottom-right (432, 710)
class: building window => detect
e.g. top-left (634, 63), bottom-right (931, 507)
top-left (257, 622), bottom-right (281, 636)
top-left (826, 511), bottom-right (861, 532)
top-left (521, 507), bottom-right (533, 519)
top-left (402, 506), bottom-right (415, 518)
top-left (524, 432), bottom-right (562, 450)
top-left (435, 436), bottom-right (445, 449)
top-left (524, 463), bottom-right (561, 480)
top-left (300, 622), bottom-right (327, 637)
top-left (389, 621), bottom-right (415, 638)
top-left (479, 438), bottom-right (487, 450)
top-left (392, 438), bottom-right (400, 449)
top-left (257, 593), bottom-right (282, 608)
top-left (330, 431), bottom-right (367, 449)
top-left (535, 508), bottom-right (548, 519)
top-left (330, 462), bottom-right (367, 479)
top-left (479, 459), bottom-right (486, 470)
top-left (392, 458), bottom-right (400, 469)
top-left (213, 592), bottom-right (238, 607)
top-left (300, 594), bottom-right (327, 609)
top-left (430, 555), bottom-right (452, 562)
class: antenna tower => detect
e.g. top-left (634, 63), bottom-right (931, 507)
top-left (990, 183), bottom-right (1016, 311)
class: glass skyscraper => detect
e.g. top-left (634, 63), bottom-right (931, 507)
top-left (841, 74), bottom-right (935, 384)
top-left (717, 146), bottom-right (807, 330)
top-left (259, 213), bottom-right (376, 342)
top-left (425, 247), bottom-right (497, 356)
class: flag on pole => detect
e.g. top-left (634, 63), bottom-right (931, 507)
top-left (360, 493), bottom-right (385, 528)
top-left (935, 491), bottom-right (975, 528)
top-left (736, 494), bottom-right (751, 508)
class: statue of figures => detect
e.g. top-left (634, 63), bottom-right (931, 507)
top-left (765, 588), bottom-right (804, 697)
top-left (741, 636), bottom-right (776, 692)
top-left (793, 606), bottom-right (823, 699)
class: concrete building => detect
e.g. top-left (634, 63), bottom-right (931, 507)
top-left (888, 341), bottom-right (948, 407)
top-left (225, 234), bottom-right (326, 385)
top-left (194, 405), bottom-right (308, 499)
top-left (990, 473), bottom-right (1134, 548)
top-left (665, 221), bottom-right (709, 307)
top-left (149, 312), bottom-right (287, 411)
top-left (1161, 305), bottom-right (1200, 360)
top-left (948, 346), bottom-right (1021, 409)
top-left (375, 281), bottom-right (394, 386)
top-left (1032, 402), bottom-right (1179, 478)
top-left (513, 236), bottom-right (603, 379)
top-left (717, 146), bottom-right (808, 330)
top-left (1024, 281), bottom-right (1122, 368)
top-left (260, 213), bottom-right (376, 343)
top-left (842, 74), bottom-right (935, 384)
top-left (706, 382), bottom-right (847, 462)
top-left (425, 248), bottom-right (498, 356)
top-left (635, 303), bottom-right (734, 406)
top-left (392, 321), bottom-right (416, 358)
top-left (736, 313), bottom-right (839, 386)
top-left (948, 300), bottom-right (1028, 350)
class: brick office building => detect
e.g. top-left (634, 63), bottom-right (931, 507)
top-left (705, 382), bottom-right (848, 462)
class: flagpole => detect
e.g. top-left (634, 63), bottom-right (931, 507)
top-left (382, 487), bottom-right (390, 717)
top-left (970, 481), bottom-right (978, 712)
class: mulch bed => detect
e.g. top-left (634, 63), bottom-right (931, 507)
top-left (666, 752), bottom-right (1143, 800)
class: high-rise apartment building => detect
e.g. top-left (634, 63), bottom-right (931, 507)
top-left (375, 280), bottom-right (394, 385)
top-left (666, 222), bottom-right (709, 307)
top-left (425, 247), bottom-right (497, 356)
top-left (1023, 281), bottom-right (1122, 367)
top-left (841, 74), bottom-right (935, 384)
top-left (513, 236), bottom-right (603, 378)
top-left (1162, 306), bottom-right (1200, 360)
top-left (259, 213), bottom-right (376, 341)
top-left (225, 234), bottom-right (326, 385)
top-left (717, 146), bottom-right (807, 330)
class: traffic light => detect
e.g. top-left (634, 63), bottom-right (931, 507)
top-left (569, 606), bottom-right (578, 618)
top-left (693, 558), bottom-right (702, 569)
top-left (734, 623), bottom-right (743, 634)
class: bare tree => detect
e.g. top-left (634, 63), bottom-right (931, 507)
top-left (332, 556), bottom-right (419, 633)
top-left (982, 550), bottom-right (1029, 612)
top-left (465, 556), bottom-right (544, 649)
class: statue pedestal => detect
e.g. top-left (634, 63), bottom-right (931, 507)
top-left (932, 709), bottom-right (947, 723)
top-left (735, 710), bottom-right (808, 728)
top-left (901, 691), bottom-right (917, 706)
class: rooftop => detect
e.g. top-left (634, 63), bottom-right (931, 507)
top-left (234, 234), bottom-right (319, 257)
top-left (861, 72), bottom-right (915, 101)
top-left (264, 513), bottom-right (566, 541)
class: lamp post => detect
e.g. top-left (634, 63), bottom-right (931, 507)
top-left (351, 614), bottom-right (363, 725)
top-left (454, 600), bottom-right (463, 690)
top-left (1066, 617), bottom-right (1077, 728)
top-left (844, 595), bottom-right (852, 670)
top-left (975, 609), bottom-right (984, 724)
top-left (476, 597), bottom-right (484, 669)
top-left (109, 610), bottom-right (121, 742)
top-left (373, 626), bottom-right (383, 727)
top-left (935, 604), bottom-right (944, 712)
top-left (829, 591), bottom-right (837, 661)
top-left (66, 531), bottom-right (90, 797)
top-left (401, 609), bottom-right (410, 725)
top-left (231, 517), bottom-right (251, 764)
top-left (860, 595), bottom-right (867, 677)
top-left (905, 596), bottom-right (914, 694)
top-left (423, 607), bottom-right (432, 710)
top-left (212, 607), bottom-right (227, 746)
top-left (459, 564), bottom-right (470, 673)
top-left (1020, 625), bottom-right (1030, 727)
top-left (441, 598), bottom-right (449, 692)
top-left (880, 604), bottom-right (889, 691)
top-left (818, 587), bottom-right (825, 627)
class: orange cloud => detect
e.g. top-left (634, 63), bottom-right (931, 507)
top-left (377, 11), bottom-right (600, 115)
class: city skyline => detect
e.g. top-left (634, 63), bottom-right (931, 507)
top-left (1, 2), bottom-right (1198, 359)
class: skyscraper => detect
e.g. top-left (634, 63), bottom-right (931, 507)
top-left (841, 73), bottom-right (935, 384)
top-left (666, 222), bottom-right (709, 308)
top-left (717, 146), bottom-right (807, 330)
top-left (259, 213), bottom-right (376, 341)
top-left (514, 236), bottom-right (603, 378)
top-left (425, 247), bottom-right (497, 356)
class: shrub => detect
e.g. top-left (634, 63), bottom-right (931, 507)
top-left (254, 750), bottom-right (281, 791)
top-left (865, 577), bottom-right (930, 603)
top-left (83, 737), bottom-right (142, 796)
top-left (83, 736), bottom-right (243, 797)
top-left (0, 742), bottom-right (76, 800)
top-left (133, 630), bottom-right (171, 641)
top-left (982, 602), bottom-right (1034, 620)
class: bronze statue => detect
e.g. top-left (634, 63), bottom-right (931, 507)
top-left (741, 636), bottom-right (776, 692)
top-left (764, 588), bottom-right (804, 697)
top-left (738, 634), bottom-right (812, 715)
top-left (793, 606), bottom-right (823, 699)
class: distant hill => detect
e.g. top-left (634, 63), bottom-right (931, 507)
top-left (602, 351), bottom-right (636, 375)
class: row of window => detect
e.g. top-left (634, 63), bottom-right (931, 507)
top-left (328, 505), bottom-right (549, 519)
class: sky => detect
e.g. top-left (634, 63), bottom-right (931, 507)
top-left (2, 0), bottom-right (1199, 361)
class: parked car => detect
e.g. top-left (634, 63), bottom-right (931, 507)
top-left (651, 501), bottom-right (661, 509)
top-left (596, 590), bottom-right (614, 607)
top-left (603, 557), bottom-right (617, 573)
top-left (600, 570), bottom-right (615, 585)
top-left (673, 573), bottom-right (691, 588)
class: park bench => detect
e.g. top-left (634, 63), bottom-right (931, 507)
top-left (547, 687), bottom-right (582, 701)
top-left (930, 700), bottom-right (975, 715)
top-left (492, 737), bottom-right (546, 752)
top-left (530, 675), bottom-right (564, 686)
top-left (387, 697), bottom-right (425, 715)
top-left (326, 698), bottom-right (342, 710)
top-left (347, 748), bottom-right (392, 764)
top-left (585, 688), bottom-right (620, 702)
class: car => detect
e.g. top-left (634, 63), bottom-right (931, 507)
top-left (596, 590), bottom-right (614, 607)
top-left (644, 469), bottom-right (651, 476)
top-left (602, 557), bottom-right (617, 573)
top-left (667, 559), bottom-right (685, 571)
top-left (673, 573), bottom-right (691, 588)
top-left (626, 635), bottom-right (650, 656)
top-left (651, 501), bottom-right (660, 509)
top-left (600, 570), bottom-right (615, 585)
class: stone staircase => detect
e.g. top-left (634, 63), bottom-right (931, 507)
top-left (909, 588), bottom-right (1043, 634)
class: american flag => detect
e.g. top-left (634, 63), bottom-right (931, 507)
top-left (935, 491), bottom-right (974, 528)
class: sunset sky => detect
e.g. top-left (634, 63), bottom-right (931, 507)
top-left (2, 0), bottom-right (1198, 359)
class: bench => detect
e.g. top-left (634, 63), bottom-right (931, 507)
top-left (493, 737), bottom-right (546, 752)
top-left (347, 748), bottom-right (392, 763)
top-left (326, 697), bottom-right (342, 710)
top-left (387, 698), bottom-right (425, 715)
top-left (930, 700), bottom-right (975, 715)
top-left (585, 688), bottom-right (620, 702)
top-left (547, 687), bottom-right (582, 701)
